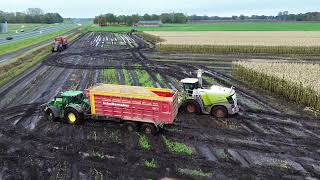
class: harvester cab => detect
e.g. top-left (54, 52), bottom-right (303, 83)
top-left (41, 90), bottom-right (90, 124)
top-left (180, 70), bottom-right (239, 118)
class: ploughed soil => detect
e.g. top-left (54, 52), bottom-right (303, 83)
top-left (0, 32), bottom-right (319, 179)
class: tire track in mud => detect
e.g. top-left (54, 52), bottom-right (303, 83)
top-left (132, 52), bottom-right (160, 87)
top-left (168, 112), bottom-right (320, 164)
top-left (0, 119), bottom-right (301, 179)
top-left (115, 63), bottom-right (125, 85)
top-left (0, 64), bottom-right (48, 109)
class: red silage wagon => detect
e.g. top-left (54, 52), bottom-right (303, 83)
top-left (85, 84), bottom-right (179, 134)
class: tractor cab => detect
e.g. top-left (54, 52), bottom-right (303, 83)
top-left (180, 78), bottom-right (199, 96)
top-left (49, 90), bottom-right (84, 107)
top-left (41, 90), bottom-right (90, 124)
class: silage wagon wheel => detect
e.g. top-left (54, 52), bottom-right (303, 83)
top-left (123, 121), bottom-right (139, 132)
top-left (140, 123), bottom-right (157, 135)
top-left (211, 106), bottom-right (228, 118)
top-left (64, 108), bottom-right (83, 125)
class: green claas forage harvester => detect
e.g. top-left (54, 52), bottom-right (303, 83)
top-left (179, 70), bottom-right (239, 118)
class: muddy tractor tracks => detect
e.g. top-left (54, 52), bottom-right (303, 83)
top-left (0, 32), bottom-right (319, 179)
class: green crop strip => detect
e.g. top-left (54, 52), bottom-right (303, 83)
top-left (101, 69), bottom-right (118, 84)
top-left (144, 159), bottom-right (156, 168)
top-left (139, 134), bottom-right (151, 150)
top-left (135, 70), bottom-right (154, 87)
top-left (122, 69), bottom-right (132, 85)
top-left (155, 73), bottom-right (167, 88)
top-left (203, 75), bottom-right (217, 86)
top-left (178, 168), bottom-right (213, 177)
top-left (162, 136), bottom-right (192, 155)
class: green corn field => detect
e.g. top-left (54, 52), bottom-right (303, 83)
top-left (232, 61), bottom-right (320, 111)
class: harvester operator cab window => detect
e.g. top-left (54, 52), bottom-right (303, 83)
top-left (181, 78), bottom-right (199, 96)
top-left (183, 83), bottom-right (198, 96)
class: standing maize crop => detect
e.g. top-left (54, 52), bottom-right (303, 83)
top-left (232, 61), bottom-right (320, 111)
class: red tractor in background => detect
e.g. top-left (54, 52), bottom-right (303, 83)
top-left (52, 36), bottom-right (68, 52)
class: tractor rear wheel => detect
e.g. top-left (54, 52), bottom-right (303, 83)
top-left (184, 100), bottom-right (200, 114)
top-left (64, 108), bottom-right (83, 125)
top-left (211, 106), bottom-right (228, 118)
top-left (44, 108), bottom-right (56, 121)
top-left (123, 121), bottom-right (138, 132)
top-left (140, 123), bottom-right (157, 135)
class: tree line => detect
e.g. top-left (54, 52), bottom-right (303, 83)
top-left (93, 13), bottom-right (187, 25)
top-left (0, 8), bottom-right (64, 24)
top-left (189, 11), bottom-right (320, 21)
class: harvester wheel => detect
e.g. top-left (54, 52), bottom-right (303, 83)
top-left (44, 108), bottom-right (56, 121)
top-left (140, 123), bottom-right (157, 135)
top-left (211, 106), bottom-right (228, 118)
top-left (184, 100), bottom-right (200, 114)
top-left (64, 108), bottom-right (83, 125)
top-left (123, 121), bottom-right (138, 132)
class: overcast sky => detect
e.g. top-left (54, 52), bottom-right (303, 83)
top-left (2, 0), bottom-right (319, 18)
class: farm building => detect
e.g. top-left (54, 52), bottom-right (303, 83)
top-left (136, 20), bottom-right (162, 27)
top-left (0, 22), bottom-right (8, 33)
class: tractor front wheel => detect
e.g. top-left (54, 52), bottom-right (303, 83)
top-left (64, 108), bottom-right (83, 125)
top-left (44, 108), bottom-right (56, 121)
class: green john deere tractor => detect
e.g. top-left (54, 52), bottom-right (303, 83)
top-left (41, 90), bottom-right (90, 124)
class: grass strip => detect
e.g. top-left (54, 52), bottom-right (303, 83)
top-left (135, 69), bottom-right (154, 87)
top-left (178, 168), bottom-right (213, 177)
top-left (155, 73), bottom-right (167, 88)
top-left (203, 75), bottom-right (217, 86)
top-left (122, 69), bottom-right (132, 85)
top-left (85, 22), bottom-right (320, 32)
top-left (101, 69), bottom-right (118, 84)
top-left (162, 136), bottom-right (192, 155)
top-left (0, 31), bottom-right (81, 87)
top-left (0, 45), bottom-right (49, 86)
top-left (144, 159), bottom-right (156, 168)
top-left (0, 27), bottom-right (76, 56)
top-left (138, 134), bottom-right (151, 150)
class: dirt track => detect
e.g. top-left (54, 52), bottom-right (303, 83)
top-left (0, 32), bottom-right (319, 179)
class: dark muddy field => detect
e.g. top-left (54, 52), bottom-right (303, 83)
top-left (0, 32), bottom-right (319, 180)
